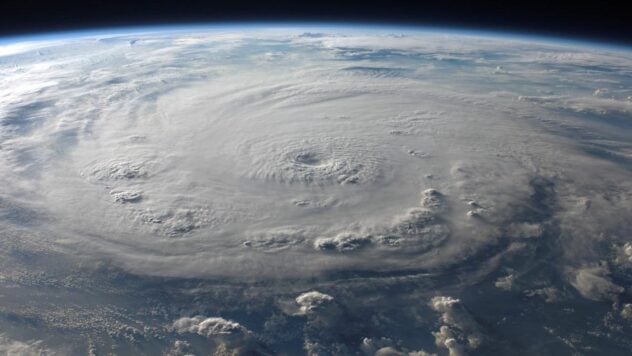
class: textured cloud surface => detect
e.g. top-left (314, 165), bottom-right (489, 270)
top-left (0, 26), bottom-right (631, 354)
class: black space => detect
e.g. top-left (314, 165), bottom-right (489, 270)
top-left (0, 0), bottom-right (630, 45)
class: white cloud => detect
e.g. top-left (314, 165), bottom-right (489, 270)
top-left (172, 316), bottom-right (248, 337)
top-left (525, 287), bottom-right (560, 303)
top-left (430, 296), bottom-right (485, 355)
top-left (494, 274), bottom-right (515, 291)
top-left (171, 316), bottom-right (272, 355)
top-left (361, 337), bottom-right (434, 356)
top-left (295, 291), bottom-right (335, 315)
top-left (314, 232), bottom-right (373, 252)
top-left (420, 189), bottom-right (445, 211)
top-left (614, 242), bottom-right (632, 265)
top-left (621, 304), bottom-right (632, 320)
top-left (570, 265), bottom-right (624, 302)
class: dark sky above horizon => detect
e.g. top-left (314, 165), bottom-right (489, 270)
top-left (0, 0), bottom-right (630, 45)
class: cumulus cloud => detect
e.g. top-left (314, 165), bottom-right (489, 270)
top-left (375, 188), bottom-right (451, 254)
top-left (295, 291), bottom-right (335, 315)
top-left (494, 274), bottom-right (515, 291)
top-left (171, 316), bottom-right (272, 355)
top-left (172, 316), bottom-right (248, 337)
top-left (525, 287), bottom-right (560, 303)
top-left (243, 227), bottom-right (307, 252)
top-left (294, 290), bottom-right (355, 355)
top-left (570, 265), bottom-right (624, 302)
top-left (429, 296), bottom-right (485, 356)
top-left (360, 337), bottom-right (434, 356)
top-left (165, 340), bottom-right (192, 356)
top-left (420, 189), bottom-right (445, 211)
top-left (614, 242), bottom-right (632, 265)
top-left (314, 232), bottom-right (373, 252)
top-left (621, 304), bottom-right (632, 320)
top-left (111, 190), bottom-right (143, 203)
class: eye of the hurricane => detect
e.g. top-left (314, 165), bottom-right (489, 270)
top-left (293, 152), bottom-right (328, 167)
top-left (240, 136), bottom-right (386, 186)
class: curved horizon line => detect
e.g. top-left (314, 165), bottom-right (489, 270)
top-left (0, 21), bottom-right (630, 51)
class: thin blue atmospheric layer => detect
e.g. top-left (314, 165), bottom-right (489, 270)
top-left (0, 22), bottom-right (630, 51)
